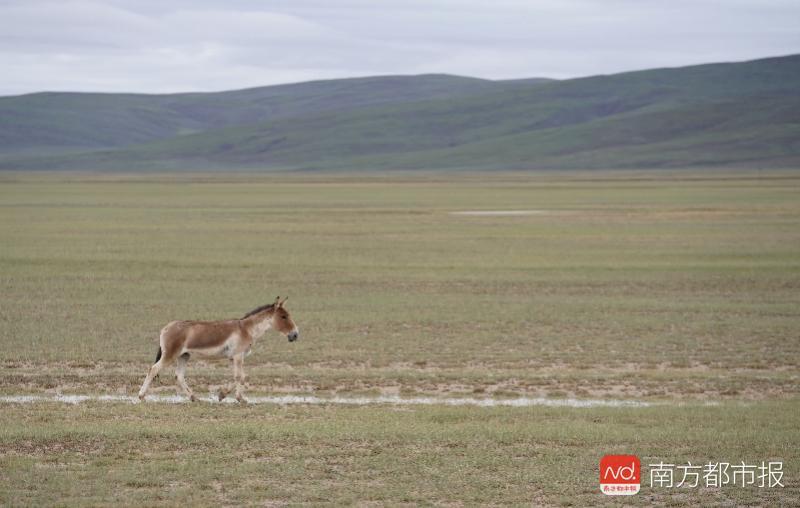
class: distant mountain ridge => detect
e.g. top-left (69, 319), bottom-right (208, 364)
top-left (0, 54), bottom-right (798, 171)
top-left (0, 74), bottom-right (526, 153)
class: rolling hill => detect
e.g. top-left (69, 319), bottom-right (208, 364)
top-left (0, 74), bottom-right (524, 155)
top-left (0, 55), bottom-right (798, 171)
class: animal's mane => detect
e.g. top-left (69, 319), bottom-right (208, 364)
top-left (241, 303), bottom-right (275, 319)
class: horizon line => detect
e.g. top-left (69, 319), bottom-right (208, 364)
top-left (2, 51), bottom-right (797, 99)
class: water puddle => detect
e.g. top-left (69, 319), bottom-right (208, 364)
top-left (449, 210), bottom-right (554, 216)
top-left (0, 394), bottom-right (653, 408)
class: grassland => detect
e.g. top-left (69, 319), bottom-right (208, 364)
top-left (1, 401), bottom-right (797, 506)
top-left (0, 171), bottom-right (799, 505)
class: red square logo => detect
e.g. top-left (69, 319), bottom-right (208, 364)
top-left (600, 455), bottom-right (640, 495)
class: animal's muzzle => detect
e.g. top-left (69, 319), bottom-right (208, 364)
top-left (288, 331), bottom-right (299, 342)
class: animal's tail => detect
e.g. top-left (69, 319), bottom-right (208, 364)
top-left (154, 347), bottom-right (162, 379)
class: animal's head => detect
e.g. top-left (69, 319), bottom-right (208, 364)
top-left (271, 296), bottom-right (299, 342)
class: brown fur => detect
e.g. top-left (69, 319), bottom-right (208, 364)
top-left (179, 321), bottom-right (244, 350)
top-left (138, 297), bottom-right (298, 403)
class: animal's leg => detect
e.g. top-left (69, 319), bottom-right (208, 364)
top-left (138, 358), bottom-right (166, 401)
top-left (233, 354), bottom-right (247, 403)
top-left (175, 353), bottom-right (196, 402)
top-left (218, 359), bottom-right (236, 401)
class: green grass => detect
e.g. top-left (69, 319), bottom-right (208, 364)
top-left (0, 401), bottom-right (797, 506)
top-left (1, 171), bottom-right (798, 399)
top-left (0, 171), bottom-right (799, 504)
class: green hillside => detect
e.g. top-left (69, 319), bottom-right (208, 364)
top-left (1, 55), bottom-right (798, 171)
top-left (0, 74), bottom-right (514, 154)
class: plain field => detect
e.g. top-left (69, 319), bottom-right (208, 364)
top-left (0, 171), bottom-right (798, 505)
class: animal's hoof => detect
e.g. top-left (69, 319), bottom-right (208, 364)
top-left (236, 396), bottom-right (248, 404)
top-left (218, 390), bottom-right (228, 402)
top-left (138, 394), bottom-right (145, 401)
top-left (189, 394), bottom-right (198, 402)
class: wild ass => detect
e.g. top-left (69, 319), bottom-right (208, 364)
top-left (138, 296), bottom-right (299, 403)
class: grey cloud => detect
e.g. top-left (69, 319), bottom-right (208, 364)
top-left (0, 0), bottom-right (798, 95)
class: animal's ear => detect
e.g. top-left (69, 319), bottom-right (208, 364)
top-left (274, 296), bottom-right (281, 306)
top-left (280, 296), bottom-right (288, 307)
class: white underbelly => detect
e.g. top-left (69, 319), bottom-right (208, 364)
top-left (184, 337), bottom-right (238, 359)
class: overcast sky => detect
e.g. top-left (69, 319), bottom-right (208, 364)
top-left (1, 0), bottom-right (798, 96)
